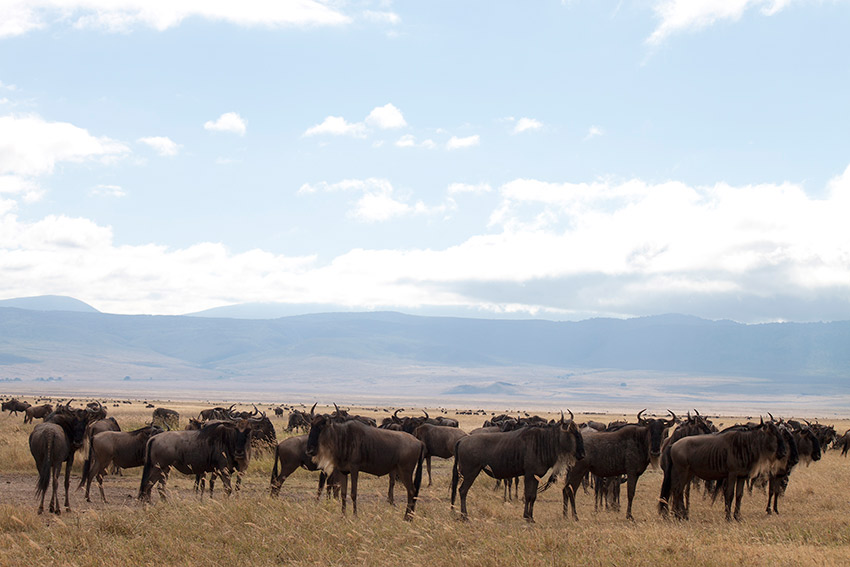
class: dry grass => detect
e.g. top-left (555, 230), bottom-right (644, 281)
top-left (1, 398), bottom-right (849, 567)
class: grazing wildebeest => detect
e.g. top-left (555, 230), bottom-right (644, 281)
top-left (274, 407), bottom-right (284, 417)
top-left (660, 420), bottom-right (787, 521)
top-left (78, 424), bottom-right (163, 503)
top-left (306, 409), bottom-right (426, 520)
top-left (199, 404), bottom-right (235, 421)
top-left (28, 402), bottom-right (93, 514)
top-left (152, 407), bottom-right (180, 430)
top-left (3, 398), bottom-right (31, 417)
top-left (138, 419), bottom-right (253, 502)
top-left (413, 423), bottom-right (468, 486)
top-left (269, 434), bottom-right (339, 498)
top-left (287, 403), bottom-right (317, 433)
top-left (657, 411), bottom-right (715, 515)
top-left (451, 413), bottom-right (584, 522)
top-left (24, 403), bottom-right (53, 424)
top-left (563, 410), bottom-right (674, 521)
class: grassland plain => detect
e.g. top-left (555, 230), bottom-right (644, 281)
top-left (1, 399), bottom-right (849, 567)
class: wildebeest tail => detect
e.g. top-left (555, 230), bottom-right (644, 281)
top-left (413, 444), bottom-right (424, 499)
top-left (77, 434), bottom-right (98, 491)
top-left (658, 448), bottom-right (673, 514)
top-left (138, 439), bottom-right (154, 500)
top-left (35, 434), bottom-right (53, 499)
top-left (271, 447), bottom-right (280, 485)
top-left (450, 440), bottom-right (461, 507)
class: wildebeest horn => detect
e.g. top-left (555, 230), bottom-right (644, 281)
top-left (423, 409), bottom-right (429, 419)
top-left (760, 416), bottom-right (764, 425)
top-left (693, 408), bottom-right (701, 417)
top-left (666, 409), bottom-right (677, 425)
top-left (567, 409), bottom-right (574, 421)
top-left (310, 402), bottom-right (317, 416)
top-left (637, 409), bottom-right (647, 423)
top-left (393, 408), bottom-right (402, 419)
top-left (767, 412), bottom-right (775, 422)
top-left (252, 404), bottom-right (259, 416)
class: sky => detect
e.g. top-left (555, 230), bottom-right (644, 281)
top-left (1, 0), bottom-right (849, 323)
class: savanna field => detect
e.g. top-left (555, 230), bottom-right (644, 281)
top-left (2, 399), bottom-right (850, 567)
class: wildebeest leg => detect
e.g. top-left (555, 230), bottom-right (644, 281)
top-left (624, 473), bottom-right (638, 520)
top-left (350, 470), bottom-right (359, 516)
top-left (339, 473), bottom-right (349, 514)
top-left (63, 456), bottom-right (73, 512)
top-left (426, 456), bottom-right (432, 487)
top-left (684, 479), bottom-right (691, 514)
top-left (458, 467), bottom-right (481, 520)
top-left (562, 477), bottom-right (580, 520)
top-left (49, 461), bottom-right (62, 514)
top-left (733, 476), bottom-right (745, 521)
top-left (522, 475), bottom-right (538, 522)
top-left (316, 472), bottom-right (328, 500)
top-left (723, 474), bottom-right (735, 521)
top-left (387, 473), bottom-right (396, 505)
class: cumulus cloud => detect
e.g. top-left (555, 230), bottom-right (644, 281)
top-left (513, 117), bottom-right (543, 134)
top-left (90, 184), bottom-right (126, 198)
top-left (0, 0), bottom-right (350, 38)
top-left (305, 103), bottom-right (407, 138)
top-left (0, 114), bottom-right (128, 203)
top-left (304, 116), bottom-right (367, 138)
top-left (447, 135), bottom-right (480, 150)
top-left (138, 136), bottom-right (180, 156)
top-left (648, 0), bottom-right (797, 45)
top-left (299, 178), bottom-right (450, 222)
top-left (584, 126), bottom-right (604, 140)
top-left (5, 164), bottom-right (850, 321)
top-left (204, 112), bottom-right (246, 136)
top-left (395, 134), bottom-right (436, 149)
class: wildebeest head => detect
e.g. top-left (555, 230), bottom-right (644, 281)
top-left (637, 409), bottom-right (676, 458)
top-left (760, 419), bottom-right (787, 461)
top-left (305, 414), bottom-right (327, 458)
top-left (49, 401), bottom-right (90, 449)
top-left (198, 419), bottom-right (254, 472)
top-left (559, 410), bottom-right (585, 462)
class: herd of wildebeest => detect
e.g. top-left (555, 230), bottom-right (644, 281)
top-left (3, 396), bottom-right (850, 523)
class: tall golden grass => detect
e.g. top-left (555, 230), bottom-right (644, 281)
top-left (1, 399), bottom-right (849, 567)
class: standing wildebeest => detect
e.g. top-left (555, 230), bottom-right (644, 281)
top-left (138, 419), bottom-right (253, 502)
top-left (833, 429), bottom-right (850, 456)
top-left (660, 420), bottom-right (787, 521)
top-left (24, 403), bottom-right (53, 424)
top-left (78, 424), bottom-right (163, 503)
top-left (152, 407), bottom-right (180, 430)
top-left (563, 410), bottom-right (674, 521)
top-left (306, 410), bottom-right (426, 520)
top-left (413, 423), bottom-right (468, 486)
top-left (3, 398), bottom-right (31, 417)
top-left (199, 404), bottom-right (235, 421)
top-left (451, 413), bottom-right (585, 522)
top-left (269, 434), bottom-right (338, 498)
top-left (28, 402), bottom-right (94, 514)
top-left (763, 426), bottom-right (802, 515)
top-left (287, 403), bottom-right (317, 433)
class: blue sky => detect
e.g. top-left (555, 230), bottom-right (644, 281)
top-left (1, 0), bottom-right (849, 322)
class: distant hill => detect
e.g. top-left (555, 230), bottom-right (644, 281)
top-left (0, 307), bottom-right (848, 411)
top-left (0, 295), bottom-right (99, 313)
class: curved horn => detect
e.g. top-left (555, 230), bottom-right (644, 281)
top-left (567, 409), bottom-right (574, 422)
top-left (560, 410), bottom-right (565, 424)
top-left (423, 409), bottom-right (429, 419)
top-left (637, 409), bottom-right (646, 423)
top-left (760, 416), bottom-right (765, 425)
top-left (393, 408), bottom-right (402, 419)
top-left (227, 404), bottom-right (235, 411)
top-left (667, 409), bottom-right (677, 425)
top-left (693, 408), bottom-right (701, 417)
top-left (252, 404), bottom-right (259, 416)
top-left (310, 402), bottom-right (317, 416)
top-left (767, 412), bottom-right (775, 422)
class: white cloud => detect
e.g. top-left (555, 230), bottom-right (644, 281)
top-left (138, 136), bottom-right (180, 156)
top-left (513, 117), bottom-right (543, 134)
top-left (299, 178), bottom-right (449, 222)
top-left (204, 112), bottom-right (246, 136)
top-left (585, 126), bottom-right (604, 140)
top-left (395, 134), bottom-right (435, 149)
top-left (365, 103), bottom-right (406, 130)
top-left (90, 184), bottom-right (126, 198)
top-left (448, 182), bottom-right (492, 195)
top-left (304, 116), bottom-right (367, 138)
top-left (362, 10), bottom-right (401, 25)
top-left (447, 135), bottom-right (480, 150)
top-left (0, 0), bottom-right (350, 38)
top-left (648, 0), bottom-right (796, 45)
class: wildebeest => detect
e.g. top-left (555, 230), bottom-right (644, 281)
top-left (138, 419), bottom-right (253, 502)
top-left (199, 404), bottom-right (235, 421)
top-left (413, 423), bottom-right (468, 486)
top-left (763, 426), bottom-right (802, 515)
top-left (24, 403), bottom-right (53, 424)
top-left (563, 410), bottom-right (674, 521)
top-left (657, 411), bottom-right (715, 515)
top-left (78, 424), bottom-right (163, 503)
top-left (451, 413), bottom-right (584, 522)
top-left (835, 429), bottom-right (850, 456)
top-left (287, 403), bottom-right (317, 433)
top-left (269, 434), bottom-right (338, 498)
top-left (152, 407), bottom-right (180, 430)
top-left (306, 409), bottom-right (426, 520)
top-left (660, 420), bottom-right (787, 521)
top-left (3, 398), bottom-right (31, 417)
top-left (28, 402), bottom-right (95, 514)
